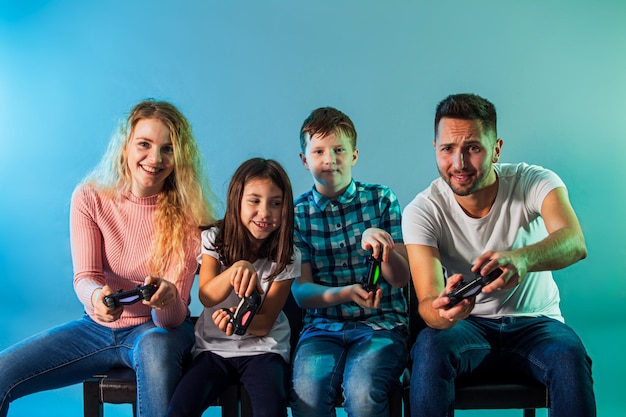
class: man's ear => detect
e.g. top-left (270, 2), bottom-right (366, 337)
top-left (492, 138), bottom-right (504, 163)
top-left (299, 152), bottom-right (309, 169)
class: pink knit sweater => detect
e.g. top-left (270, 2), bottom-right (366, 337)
top-left (70, 183), bottom-right (200, 329)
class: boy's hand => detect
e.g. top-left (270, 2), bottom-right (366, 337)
top-left (349, 283), bottom-right (382, 309)
top-left (361, 228), bottom-right (395, 262)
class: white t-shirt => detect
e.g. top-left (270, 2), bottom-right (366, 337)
top-left (193, 227), bottom-right (301, 362)
top-left (402, 163), bottom-right (566, 322)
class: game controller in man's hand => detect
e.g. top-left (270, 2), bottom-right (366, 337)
top-left (360, 255), bottom-right (382, 292)
top-left (445, 268), bottom-right (503, 308)
top-left (104, 284), bottom-right (158, 309)
top-left (222, 287), bottom-right (262, 336)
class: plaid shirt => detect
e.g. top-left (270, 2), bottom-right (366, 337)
top-left (294, 180), bottom-right (408, 333)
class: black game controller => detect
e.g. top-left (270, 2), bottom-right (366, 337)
top-left (360, 255), bottom-right (382, 292)
top-left (445, 268), bottom-right (503, 308)
top-left (222, 287), bottom-right (262, 336)
top-left (104, 284), bottom-right (157, 309)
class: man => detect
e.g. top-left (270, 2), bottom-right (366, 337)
top-left (402, 93), bottom-right (596, 417)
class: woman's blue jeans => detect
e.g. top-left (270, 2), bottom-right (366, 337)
top-left (290, 323), bottom-right (408, 417)
top-left (0, 314), bottom-right (194, 417)
top-left (410, 316), bottom-right (596, 417)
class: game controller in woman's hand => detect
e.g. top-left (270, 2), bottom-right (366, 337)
top-left (104, 284), bottom-right (158, 309)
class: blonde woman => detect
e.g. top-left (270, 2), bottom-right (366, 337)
top-left (0, 100), bottom-right (216, 417)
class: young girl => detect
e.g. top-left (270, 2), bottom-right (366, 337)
top-left (166, 158), bottom-right (301, 417)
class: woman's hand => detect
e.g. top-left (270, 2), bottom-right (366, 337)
top-left (93, 286), bottom-right (123, 322)
top-left (143, 276), bottom-right (178, 310)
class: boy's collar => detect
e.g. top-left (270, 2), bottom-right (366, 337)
top-left (311, 180), bottom-right (357, 210)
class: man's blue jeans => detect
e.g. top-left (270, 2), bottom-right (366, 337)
top-left (410, 316), bottom-right (596, 417)
top-left (290, 323), bottom-right (408, 417)
top-left (0, 314), bottom-right (194, 417)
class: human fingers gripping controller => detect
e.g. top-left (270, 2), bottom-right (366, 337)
top-left (103, 284), bottom-right (158, 309)
top-left (221, 287), bottom-right (262, 335)
top-left (445, 268), bottom-right (502, 308)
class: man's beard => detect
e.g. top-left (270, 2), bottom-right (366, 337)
top-left (439, 168), bottom-right (487, 197)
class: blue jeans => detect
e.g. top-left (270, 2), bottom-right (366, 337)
top-left (167, 352), bottom-right (289, 417)
top-left (290, 324), bottom-right (408, 417)
top-left (410, 316), bottom-right (596, 417)
top-left (0, 314), bottom-right (194, 417)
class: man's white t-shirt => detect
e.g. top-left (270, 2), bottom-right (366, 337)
top-left (402, 163), bottom-right (566, 322)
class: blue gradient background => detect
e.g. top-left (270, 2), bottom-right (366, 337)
top-left (1, 1), bottom-right (624, 416)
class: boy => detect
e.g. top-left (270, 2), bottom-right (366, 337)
top-left (290, 107), bottom-right (409, 417)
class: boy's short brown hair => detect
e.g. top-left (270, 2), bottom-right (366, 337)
top-left (299, 107), bottom-right (357, 152)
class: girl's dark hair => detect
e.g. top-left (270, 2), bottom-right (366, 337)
top-left (208, 158), bottom-right (294, 280)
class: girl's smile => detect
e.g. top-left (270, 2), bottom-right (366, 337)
top-left (240, 178), bottom-right (283, 246)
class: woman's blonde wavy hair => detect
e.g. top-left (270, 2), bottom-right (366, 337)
top-left (83, 99), bottom-right (217, 281)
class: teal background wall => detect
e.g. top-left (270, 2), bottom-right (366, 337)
top-left (1, 1), bottom-right (624, 416)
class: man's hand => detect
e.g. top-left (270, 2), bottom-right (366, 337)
top-left (473, 251), bottom-right (524, 293)
top-left (433, 274), bottom-right (475, 323)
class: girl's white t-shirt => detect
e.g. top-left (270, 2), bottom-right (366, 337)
top-left (192, 227), bottom-right (301, 362)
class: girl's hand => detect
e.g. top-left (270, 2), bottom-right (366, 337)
top-left (349, 283), bottom-right (382, 309)
top-left (143, 276), bottom-right (178, 310)
top-left (228, 260), bottom-right (262, 298)
top-left (212, 307), bottom-right (235, 336)
top-left (93, 285), bottom-right (123, 322)
top-left (361, 228), bottom-right (395, 262)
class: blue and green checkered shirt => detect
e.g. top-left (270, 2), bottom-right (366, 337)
top-left (294, 180), bottom-right (408, 333)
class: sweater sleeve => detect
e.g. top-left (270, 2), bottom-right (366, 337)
top-left (70, 184), bottom-right (106, 314)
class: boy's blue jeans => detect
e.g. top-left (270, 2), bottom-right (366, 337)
top-left (290, 323), bottom-right (408, 417)
top-left (410, 316), bottom-right (596, 417)
top-left (0, 314), bottom-right (194, 417)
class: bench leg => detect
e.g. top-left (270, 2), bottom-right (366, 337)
top-left (83, 379), bottom-right (104, 417)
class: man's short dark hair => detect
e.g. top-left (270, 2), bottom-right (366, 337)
top-left (434, 94), bottom-right (497, 138)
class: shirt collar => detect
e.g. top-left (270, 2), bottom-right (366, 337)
top-left (311, 180), bottom-right (357, 210)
